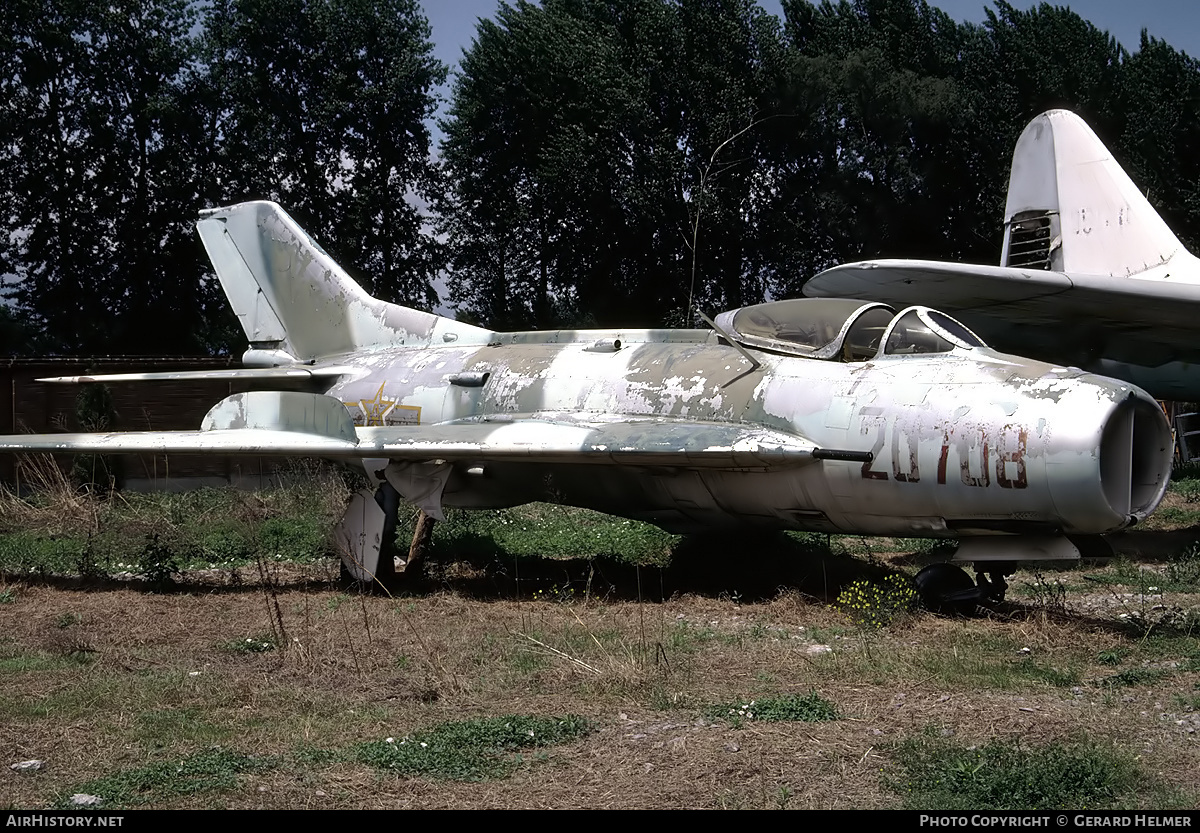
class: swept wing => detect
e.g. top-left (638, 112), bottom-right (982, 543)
top-left (0, 391), bottom-right (830, 470)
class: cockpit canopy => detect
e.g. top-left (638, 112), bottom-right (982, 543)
top-left (713, 298), bottom-right (986, 361)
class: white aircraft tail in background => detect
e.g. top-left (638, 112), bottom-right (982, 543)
top-left (1001, 109), bottom-right (1193, 278)
top-left (806, 109), bottom-right (1200, 401)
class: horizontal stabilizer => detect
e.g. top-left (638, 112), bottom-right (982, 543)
top-left (38, 367), bottom-right (355, 384)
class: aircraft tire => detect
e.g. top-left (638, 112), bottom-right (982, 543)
top-left (914, 563), bottom-right (976, 615)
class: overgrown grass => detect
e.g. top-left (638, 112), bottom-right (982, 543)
top-left (1096, 667), bottom-right (1173, 688)
top-left (354, 714), bottom-right (593, 780)
top-left (431, 506), bottom-right (675, 566)
top-left (888, 735), bottom-right (1148, 810)
top-left (843, 630), bottom-right (1084, 691)
top-left (0, 471), bottom-right (345, 579)
top-left (1085, 548), bottom-right (1200, 595)
top-left (0, 471), bottom-right (681, 579)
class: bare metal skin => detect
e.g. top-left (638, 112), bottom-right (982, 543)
top-left (2, 202), bottom-right (1173, 593)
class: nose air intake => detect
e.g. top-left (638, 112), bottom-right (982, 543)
top-left (1099, 395), bottom-right (1172, 521)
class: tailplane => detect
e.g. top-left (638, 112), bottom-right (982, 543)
top-left (196, 201), bottom-right (489, 364)
top-left (1002, 110), bottom-right (1191, 278)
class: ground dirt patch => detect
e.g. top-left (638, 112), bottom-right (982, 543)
top-left (2, 548), bottom-right (1199, 809)
top-left (1, 485), bottom-right (1199, 808)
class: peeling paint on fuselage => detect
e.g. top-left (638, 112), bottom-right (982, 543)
top-left (322, 332), bottom-right (1169, 536)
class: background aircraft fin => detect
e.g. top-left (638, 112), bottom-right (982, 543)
top-left (1003, 110), bottom-right (1186, 278)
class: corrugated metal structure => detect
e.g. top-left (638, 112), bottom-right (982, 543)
top-left (0, 357), bottom-right (297, 489)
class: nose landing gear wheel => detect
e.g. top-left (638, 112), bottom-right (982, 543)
top-left (914, 563), bottom-right (977, 615)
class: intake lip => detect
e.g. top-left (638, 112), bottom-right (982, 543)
top-left (1099, 392), bottom-right (1172, 523)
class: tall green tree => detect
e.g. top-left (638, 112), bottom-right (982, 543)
top-left (1115, 33), bottom-right (1200, 252)
top-left (440, 0), bottom-right (792, 329)
top-left (2, 0), bottom-right (211, 353)
top-left (779, 0), bottom-right (983, 288)
top-left (440, 0), bottom-right (652, 329)
top-left (202, 0), bottom-right (446, 307)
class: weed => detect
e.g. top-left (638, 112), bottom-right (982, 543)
top-left (706, 691), bottom-right (838, 726)
top-left (135, 534), bottom-right (179, 588)
top-left (194, 524), bottom-right (252, 565)
top-left (223, 635), bottom-right (276, 654)
top-left (1096, 647), bottom-right (1128, 666)
top-left (326, 594), bottom-right (350, 612)
top-left (713, 791), bottom-right (749, 809)
top-left (55, 612), bottom-right (79, 629)
top-left (666, 621), bottom-right (717, 653)
top-left (0, 587), bottom-right (14, 604)
top-left (908, 633), bottom-right (1081, 691)
top-left (1096, 667), bottom-right (1172, 688)
top-left (1172, 692), bottom-right (1200, 711)
top-left (55, 748), bottom-right (274, 809)
top-left (1023, 572), bottom-right (1069, 613)
top-left (836, 573), bottom-right (918, 629)
top-left (1016, 659), bottom-right (1081, 688)
top-left (433, 505), bottom-right (675, 566)
top-left (256, 516), bottom-right (326, 563)
top-left (356, 714), bottom-right (593, 780)
top-left (71, 385), bottom-right (120, 494)
top-left (909, 538), bottom-right (959, 558)
top-left (1165, 543), bottom-right (1200, 589)
top-left (531, 583), bottom-right (576, 604)
top-left (888, 736), bottom-right (1142, 810)
top-left (0, 453), bottom-right (96, 535)
top-left (507, 645), bottom-right (550, 675)
top-left (74, 535), bottom-right (108, 581)
top-left (136, 708), bottom-right (231, 747)
top-left (649, 685), bottom-right (689, 711)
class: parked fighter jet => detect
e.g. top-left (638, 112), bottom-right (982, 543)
top-left (804, 109), bottom-right (1200, 401)
top-left (0, 201), bottom-right (1173, 610)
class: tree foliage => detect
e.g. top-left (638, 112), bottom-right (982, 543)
top-left (202, 0), bottom-right (445, 308)
top-left (1, 0), bottom-right (210, 353)
top-left (2, 0), bottom-right (1200, 350)
top-left (0, 0), bottom-right (444, 355)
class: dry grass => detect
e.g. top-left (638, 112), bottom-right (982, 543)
top-left (2, 547), bottom-right (1200, 808)
top-left (2, 469), bottom-right (1199, 808)
top-left (0, 454), bottom-right (101, 535)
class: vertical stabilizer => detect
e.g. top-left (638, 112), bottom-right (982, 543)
top-left (196, 201), bottom-right (490, 362)
top-left (1002, 110), bottom-right (1184, 277)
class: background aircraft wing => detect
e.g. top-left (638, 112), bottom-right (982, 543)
top-left (804, 259), bottom-right (1200, 368)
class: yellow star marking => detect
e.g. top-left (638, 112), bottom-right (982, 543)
top-left (357, 383), bottom-right (395, 427)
